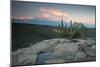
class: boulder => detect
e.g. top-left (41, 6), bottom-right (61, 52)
top-left (12, 38), bottom-right (96, 66)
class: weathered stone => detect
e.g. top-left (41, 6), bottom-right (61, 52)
top-left (44, 59), bottom-right (66, 64)
top-left (12, 54), bottom-right (37, 66)
top-left (74, 51), bottom-right (87, 61)
top-left (12, 38), bottom-right (96, 66)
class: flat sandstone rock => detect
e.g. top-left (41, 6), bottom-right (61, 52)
top-left (11, 38), bottom-right (96, 66)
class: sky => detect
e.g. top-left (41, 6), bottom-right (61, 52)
top-left (12, 1), bottom-right (96, 25)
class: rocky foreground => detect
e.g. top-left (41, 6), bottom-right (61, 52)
top-left (11, 38), bottom-right (96, 66)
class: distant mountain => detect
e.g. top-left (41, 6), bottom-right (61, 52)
top-left (12, 19), bottom-right (95, 28)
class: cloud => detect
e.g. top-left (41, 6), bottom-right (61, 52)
top-left (12, 7), bottom-right (95, 25)
top-left (38, 8), bottom-right (95, 24)
top-left (12, 16), bottom-right (34, 19)
top-left (39, 8), bottom-right (71, 21)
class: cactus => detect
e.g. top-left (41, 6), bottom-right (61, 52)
top-left (65, 24), bottom-right (67, 30)
top-left (58, 19), bottom-right (87, 39)
top-left (61, 19), bottom-right (64, 28)
top-left (58, 19), bottom-right (65, 31)
top-left (70, 20), bottom-right (72, 28)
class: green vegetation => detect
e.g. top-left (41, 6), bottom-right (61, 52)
top-left (58, 19), bottom-right (95, 39)
top-left (12, 23), bottom-right (60, 51)
top-left (12, 21), bottom-right (95, 51)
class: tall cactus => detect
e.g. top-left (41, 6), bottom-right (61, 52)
top-left (78, 23), bottom-right (87, 38)
top-left (58, 19), bottom-right (64, 31)
top-left (58, 19), bottom-right (87, 39)
top-left (61, 19), bottom-right (64, 28)
top-left (58, 23), bottom-right (61, 31)
top-left (69, 20), bottom-right (73, 33)
top-left (70, 20), bottom-right (72, 29)
top-left (65, 24), bottom-right (67, 30)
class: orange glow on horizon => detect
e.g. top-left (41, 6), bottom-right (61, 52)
top-left (12, 16), bottom-right (33, 19)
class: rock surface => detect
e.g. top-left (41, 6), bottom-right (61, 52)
top-left (11, 38), bottom-right (96, 66)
